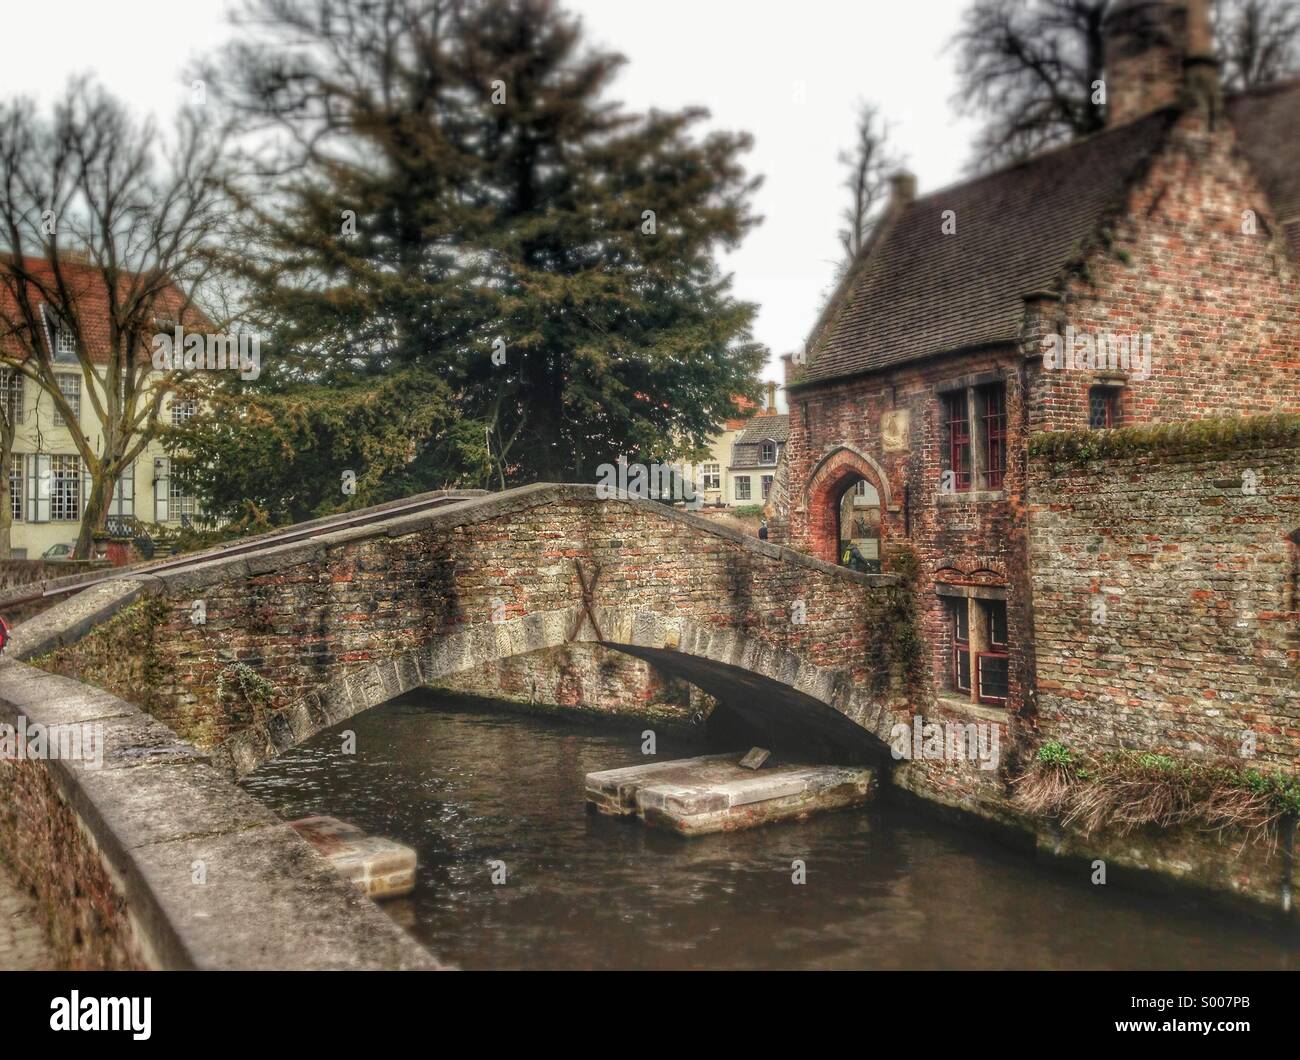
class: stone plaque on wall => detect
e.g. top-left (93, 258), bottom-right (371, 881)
top-left (881, 408), bottom-right (910, 452)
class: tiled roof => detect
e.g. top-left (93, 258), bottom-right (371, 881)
top-left (795, 108), bottom-right (1180, 388)
top-left (737, 413), bottom-right (789, 445)
top-left (1227, 78), bottom-right (1300, 261)
top-left (0, 256), bottom-right (200, 365)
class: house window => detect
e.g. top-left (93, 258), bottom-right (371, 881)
top-left (760, 440), bottom-right (777, 465)
top-left (0, 370), bottom-right (23, 426)
top-left (943, 391), bottom-right (972, 491)
top-left (950, 599), bottom-right (971, 693)
top-left (171, 398), bottom-right (198, 425)
top-left (976, 599), bottom-right (1010, 704)
top-left (979, 384), bottom-right (1007, 490)
top-left (734, 476), bottom-right (751, 502)
top-left (55, 325), bottom-right (77, 360)
top-left (949, 597), bottom-right (1010, 704)
top-left (50, 455), bottom-right (81, 521)
top-left (701, 463), bottom-right (721, 491)
top-left (54, 374), bottom-right (80, 427)
top-left (169, 476), bottom-right (196, 522)
top-left (1089, 386), bottom-right (1120, 429)
top-left (9, 454), bottom-right (22, 522)
top-left (762, 474), bottom-right (774, 500)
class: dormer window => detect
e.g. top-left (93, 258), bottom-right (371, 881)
top-left (760, 440), bottom-right (776, 465)
top-left (55, 325), bottom-right (77, 358)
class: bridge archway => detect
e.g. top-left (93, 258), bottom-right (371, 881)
top-left (804, 446), bottom-right (892, 567)
top-left (216, 605), bottom-right (903, 778)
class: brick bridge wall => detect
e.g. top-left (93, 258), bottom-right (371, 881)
top-left (31, 484), bottom-right (903, 777)
top-left (1028, 418), bottom-right (1300, 770)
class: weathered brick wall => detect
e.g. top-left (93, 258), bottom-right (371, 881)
top-left (1028, 422), bottom-right (1300, 769)
top-left (784, 350), bottom-right (1037, 719)
top-left (1029, 110), bottom-right (1300, 432)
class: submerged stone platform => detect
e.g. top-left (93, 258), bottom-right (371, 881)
top-left (289, 817), bottom-right (416, 900)
top-left (585, 753), bottom-right (875, 836)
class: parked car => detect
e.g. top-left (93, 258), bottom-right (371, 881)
top-left (41, 542), bottom-right (76, 560)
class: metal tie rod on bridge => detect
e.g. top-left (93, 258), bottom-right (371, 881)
top-left (0, 491), bottom-right (484, 616)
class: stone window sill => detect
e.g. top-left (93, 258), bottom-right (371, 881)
top-left (934, 694), bottom-right (1009, 724)
top-left (936, 489), bottom-right (1005, 505)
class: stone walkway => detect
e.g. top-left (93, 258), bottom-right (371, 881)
top-left (0, 857), bottom-right (55, 970)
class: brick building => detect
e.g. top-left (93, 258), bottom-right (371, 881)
top-left (778, 0), bottom-right (1299, 722)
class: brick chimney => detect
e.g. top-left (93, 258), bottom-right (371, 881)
top-left (1104, 0), bottom-right (1219, 127)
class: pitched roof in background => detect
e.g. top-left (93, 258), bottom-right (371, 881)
top-left (0, 256), bottom-right (201, 365)
top-left (724, 394), bottom-right (759, 431)
top-left (794, 108), bottom-right (1181, 389)
top-left (1227, 77), bottom-right (1300, 262)
top-left (737, 413), bottom-right (789, 445)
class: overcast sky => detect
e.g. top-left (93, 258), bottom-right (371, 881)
top-left (0, 0), bottom-right (978, 406)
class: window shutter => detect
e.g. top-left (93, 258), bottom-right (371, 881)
top-left (122, 461), bottom-right (135, 518)
top-left (32, 454), bottom-right (51, 523)
top-left (81, 457), bottom-right (90, 515)
top-left (154, 457), bottom-right (170, 523)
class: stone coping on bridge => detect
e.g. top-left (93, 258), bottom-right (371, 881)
top-left (40, 483), bottom-right (898, 605)
top-left (0, 659), bottom-right (442, 970)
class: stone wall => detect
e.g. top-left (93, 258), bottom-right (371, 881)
top-left (1028, 417), bottom-right (1300, 769)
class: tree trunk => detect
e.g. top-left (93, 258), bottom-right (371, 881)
top-left (0, 479), bottom-right (11, 561)
top-left (74, 470), bottom-right (116, 561)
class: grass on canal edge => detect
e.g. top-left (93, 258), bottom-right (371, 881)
top-left (1014, 741), bottom-right (1300, 845)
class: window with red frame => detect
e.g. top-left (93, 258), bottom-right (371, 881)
top-left (1089, 386), bottom-right (1120, 429)
top-left (979, 384), bottom-right (1007, 490)
top-left (944, 391), bottom-right (972, 491)
top-left (950, 599), bottom-right (971, 693)
top-left (976, 599), bottom-right (1009, 704)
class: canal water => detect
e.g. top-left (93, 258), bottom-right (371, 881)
top-left (241, 691), bottom-right (1297, 970)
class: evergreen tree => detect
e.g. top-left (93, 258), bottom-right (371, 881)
top-left (186, 0), bottom-right (764, 518)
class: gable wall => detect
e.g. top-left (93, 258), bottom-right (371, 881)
top-left (1029, 109), bottom-right (1300, 432)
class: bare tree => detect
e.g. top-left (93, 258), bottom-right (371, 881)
top-left (1217, 0), bottom-right (1300, 91)
top-left (952, 0), bottom-right (1299, 169)
top-left (0, 81), bottom-right (227, 558)
top-left (837, 102), bottom-right (897, 268)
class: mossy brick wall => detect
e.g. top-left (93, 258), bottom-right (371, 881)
top-left (45, 493), bottom-right (885, 755)
top-left (1028, 421), bottom-right (1300, 770)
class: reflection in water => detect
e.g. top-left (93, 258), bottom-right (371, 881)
top-left (241, 692), bottom-right (1297, 970)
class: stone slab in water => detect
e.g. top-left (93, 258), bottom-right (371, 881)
top-left (290, 816), bottom-right (416, 900)
top-left (585, 754), bottom-right (875, 836)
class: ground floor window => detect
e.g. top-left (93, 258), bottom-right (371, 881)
top-left (947, 596), bottom-right (1009, 705)
top-left (169, 476), bottom-right (196, 522)
top-left (9, 454), bottom-right (22, 522)
top-left (734, 476), bottom-right (751, 501)
top-left (1089, 386), bottom-right (1120, 429)
top-left (762, 474), bottom-right (774, 500)
top-left (50, 455), bottom-right (82, 521)
top-left (110, 462), bottom-right (135, 519)
top-left (701, 463), bottom-right (720, 491)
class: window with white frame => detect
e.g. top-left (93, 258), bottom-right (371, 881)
top-left (759, 440), bottom-right (777, 465)
top-left (55, 325), bottom-right (77, 359)
top-left (54, 374), bottom-right (80, 427)
top-left (762, 474), bottom-right (774, 500)
top-left (169, 476), bottom-right (195, 522)
top-left (171, 398), bottom-right (198, 425)
top-left (0, 370), bottom-right (23, 426)
top-left (701, 462), bottom-right (721, 491)
top-left (50, 455), bottom-right (82, 521)
top-left (734, 475), bottom-right (751, 501)
top-left (9, 454), bottom-right (22, 522)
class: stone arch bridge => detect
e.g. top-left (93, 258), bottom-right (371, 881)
top-left (16, 484), bottom-right (905, 777)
